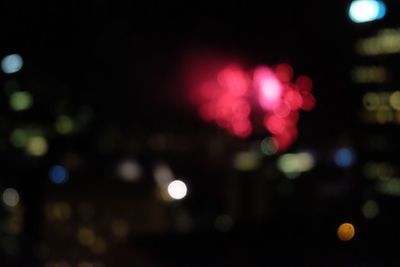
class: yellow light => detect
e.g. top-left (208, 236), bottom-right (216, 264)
top-left (277, 152), bottom-right (314, 175)
top-left (389, 91), bottom-right (400, 111)
top-left (362, 92), bottom-right (380, 111)
top-left (233, 151), bottom-right (259, 171)
top-left (9, 91), bottom-right (33, 111)
top-left (337, 222), bottom-right (355, 241)
top-left (77, 227), bottom-right (96, 246)
top-left (356, 28), bottom-right (400, 56)
top-left (376, 106), bottom-right (393, 124)
top-left (25, 136), bottom-right (48, 156)
top-left (352, 66), bottom-right (387, 83)
top-left (55, 115), bottom-right (74, 134)
top-left (45, 202), bottom-right (71, 221)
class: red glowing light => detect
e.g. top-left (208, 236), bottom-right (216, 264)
top-left (275, 64), bottom-right (294, 83)
top-left (254, 66), bottom-right (283, 111)
top-left (218, 65), bottom-right (249, 96)
top-left (190, 60), bottom-right (315, 149)
top-left (301, 92), bottom-right (316, 110)
top-left (232, 119), bottom-right (252, 138)
top-left (296, 75), bottom-right (313, 92)
top-left (284, 90), bottom-right (303, 110)
top-left (264, 115), bottom-right (286, 134)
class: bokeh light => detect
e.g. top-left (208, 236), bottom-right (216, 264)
top-left (10, 128), bottom-right (29, 148)
top-left (117, 160), bottom-right (142, 182)
top-left (55, 115), bottom-right (75, 134)
top-left (277, 152), bottom-right (315, 177)
top-left (2, 188), bottom-right (20, 208)
top-left (9, 91), bottom-right (33, 111)
top-left (26, 136), bottom-right (48, 156)
top-left (77, 227), bottom-right (96, 246)
top-left (337, 222), bottom-right (355, 241)
top-left (167, 180), bottom-right (188, 200)
top-left (49, 165), bottom-right (69, 184)
top-left (260, 137), bottom-right (278, 155)
top-left (45, 202), bottom-right (71, 221)
top-left (233, 151), bottom-right (260, 171)
top-left (1, 54), bottom-right (23, 74)
top-left (254, 66), bottom-right (283, 111)
top-left (111, 219), bottom-right (130, 238)
top-left (334, 147), bottom-right (355, 168)
top-left (349, 0), bottom-right (386, 23)
top-left (153, 162), bottom-right (174, 186)
top-left (362, 200), bottom-right (379, 219)
top-left (191, 62), bottom-right (315, 150)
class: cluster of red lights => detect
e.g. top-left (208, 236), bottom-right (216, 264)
top-left (192, 63), bottom-right (315, 151)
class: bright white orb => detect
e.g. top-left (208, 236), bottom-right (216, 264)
top-left (167, 180), bottom-right (188, 200)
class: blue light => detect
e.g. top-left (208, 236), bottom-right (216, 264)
top-left (334, 148), bottom-right (355, 168)
top-left (1, 54), bottom-right (23, 74)
top-left (49, 165), bottom-right (69, 184)
top-left (349, 0), bottom-right (386, 23)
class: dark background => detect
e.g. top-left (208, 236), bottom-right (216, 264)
top-left (1, 0), bottom-right (399, 266)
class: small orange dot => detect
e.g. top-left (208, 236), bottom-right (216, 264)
top-left (337, 222), bottom-right (355, 241)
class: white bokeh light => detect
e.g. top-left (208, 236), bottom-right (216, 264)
top-left (2, 188), bottom-right (20, 207)
top-left (167, 180), bottom-right (188, 200)
top-left (117, 160), bottom-right (142, 182)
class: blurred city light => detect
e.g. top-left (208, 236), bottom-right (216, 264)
top-left (55, 115), bottom-right (75, 134)
top-left (334, 147), bottom-right (355, 168)
top-left (233, 151), bottom-right (260, 171)
top-left (337, 222), bottom-right (355, 241)
top-left (349, 0), bottom-right (386, 23)
top-left (49, 165), bottom-right (69, 184)
top-left (10, 128), bottom-right (29, 148)
top-left (389, 91), bottom-right (400, 110)
top-left (260, 137), bottom-right (278, 155)
top-left (362, 200), bottom-right (379, 219)
top-left (77, 227), bottom-right (96, 246)
top-left (351, 66), bottom-right (387, 83)
top-left (167, 180), bottom-right (188, 200)
top-left (377, 178), bottom-right (400, 196)
top-left (25, 136), bottom-right (48, 156)
top-left (356, 29), bottom-right (400, 56)
top-left (277, 152), bottom-right (315, 177)
top-left (254, 66), bottom-right (282, 111)
top-left (153, 162), bottom-right (174, 186)
top-left (117, 160), bottom-right (142, 182)
top-left (45, 202), bottom-right (71, 221)
top-left (2, 188), bottom-right (20, 208)
top-left (9, 91), bottom-right (33, 111)
top-left (191, 62), bottom-right (315, 150)
top-left (1, 54), bottom-right (23, 74)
